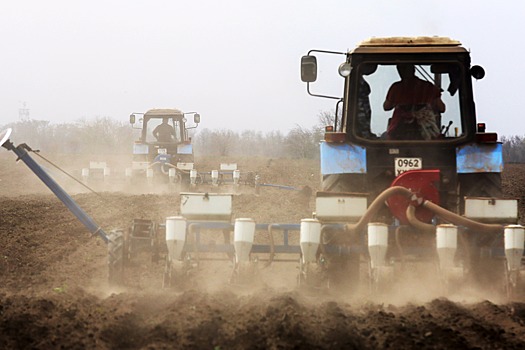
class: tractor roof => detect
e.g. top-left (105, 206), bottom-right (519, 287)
top-left (144, 108), bottom-right (184, 118)
top-left (352, 36), bottom-right (467, 54)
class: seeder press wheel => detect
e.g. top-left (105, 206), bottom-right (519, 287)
top-left (505, 269), bottom-right (521, 300)
top-left (297, 257), bottom-right (329, 290)
top-left (163, 256), bottom-right (192, 288)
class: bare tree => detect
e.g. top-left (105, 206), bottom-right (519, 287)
top-left (285, 124), bottom-right (320, 159)
top-left (194, 129), bottom-right (237, 156)
top-left (317, 110), bottom-right (336, 131)
top-left (502, 135), bottom-right (525, 163)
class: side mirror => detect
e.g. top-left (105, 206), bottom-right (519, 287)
top-left (470, 65), bottom-right (485, 80)
top-left (129, 114), bottom-right (136, 124)
top-left (194, 114), bottom-right (201, 124)
top-left (301, 55), bottom-right (317, 82)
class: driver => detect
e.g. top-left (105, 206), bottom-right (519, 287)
top-left (152, 117), bottom-right (176, 142)
top-left (383, 64), bottom-right (445, 140)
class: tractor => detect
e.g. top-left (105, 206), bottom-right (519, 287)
top-left (300, 36), bottom-right (522, 296)
top-left (128, 108), bottom-right (200, 183)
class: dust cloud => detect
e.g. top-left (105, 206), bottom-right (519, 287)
top-left (2, 154), bottom-right (525, 348)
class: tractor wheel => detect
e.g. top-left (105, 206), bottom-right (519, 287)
top-left (108, 229), bottom-right (126, 285)
top-left (321, 174), bottom-right (366, 192)
top-left (177, 154), bottom-right (194, 164)
top-left (459, 173), bottom-right (502, 202)
top-left (459, 173), bottom-right (504, 291)
top-left (321, 174), bottom-right (365, 292)
top-left (467, 244), bottom-right (506, 293)
top-left (325, 253), bottom-right (360, 292)
top-left (163, 257), bottom-right (175, 288)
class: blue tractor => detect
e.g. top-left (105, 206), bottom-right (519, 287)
top-left (128, 108), bottom-right (200, 182)
top-left (300, 37), bottom-right (522, 296)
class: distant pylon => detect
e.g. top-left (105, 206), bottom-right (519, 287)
top-left (19, 102), bottom-right (30, 121)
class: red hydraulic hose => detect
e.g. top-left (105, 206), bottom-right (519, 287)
top-left (344, 186), bottom-right (415, 234)
top-left (422, 201), bottom-right (504, 234)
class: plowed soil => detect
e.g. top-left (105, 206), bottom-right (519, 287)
top-left (1, 152), bottom-right (525, 349)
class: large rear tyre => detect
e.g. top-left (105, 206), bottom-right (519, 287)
top-left (321, 174), bottom-right (367, 192)
top-left (108, 230), bottom-right (126, 285)
top-left (465, 237), bottom-right (506, 294)
top-left (459, 173), bottom-right (502, 208)
top-left (459, 173), bottom-right (504, 290)
top-left (327, 254), bottom-right (360, 292)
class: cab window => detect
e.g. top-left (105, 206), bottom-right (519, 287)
top-left (146, 118), bottom-right (182, 143)
top-left (354, 62), bottom-right (462, 141)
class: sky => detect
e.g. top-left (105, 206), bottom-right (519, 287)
top-left (1, 1), bottom-right (523, 136)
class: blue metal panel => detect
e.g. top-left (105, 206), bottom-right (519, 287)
top-left (456, 143), bottom-right (503, 173)
top-left (177, 143), bottom-right (193, 155)
top-left (320, 142), bottom-right (367, 175)
top-left (133, 143), bottom-right (149, 155)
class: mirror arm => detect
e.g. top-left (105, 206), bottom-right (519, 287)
top-left (307, 49), bottom-right (346, 56)
top-left (307, 82), bottom-right (342, 100)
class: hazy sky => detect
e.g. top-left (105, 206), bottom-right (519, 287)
top-left (1, 1), bottom-right (523, 136)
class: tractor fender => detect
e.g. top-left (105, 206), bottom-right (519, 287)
top-left (456, 142), bottom-right (503, 173)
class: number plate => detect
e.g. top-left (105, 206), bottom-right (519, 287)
top-left (157, 148), bottom-right (167, 155)
top-left (395, 157), bottom-right (422, 176)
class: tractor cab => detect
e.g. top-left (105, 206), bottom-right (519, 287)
top-left (302, 36), bottom-right (502, 221)
top-left (131, 108), bottom-right (200, 144)
top-left (302, 37), bottom-right (487, 145)
top-left (129, 108), bottom-right (200, 176)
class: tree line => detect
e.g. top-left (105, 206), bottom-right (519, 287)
top-left (2, 116), bottom-right (525, 163)
top-left (501, 135), bottom-right (525, 163)
top-left (0, 117), bottom-right (324, 159)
